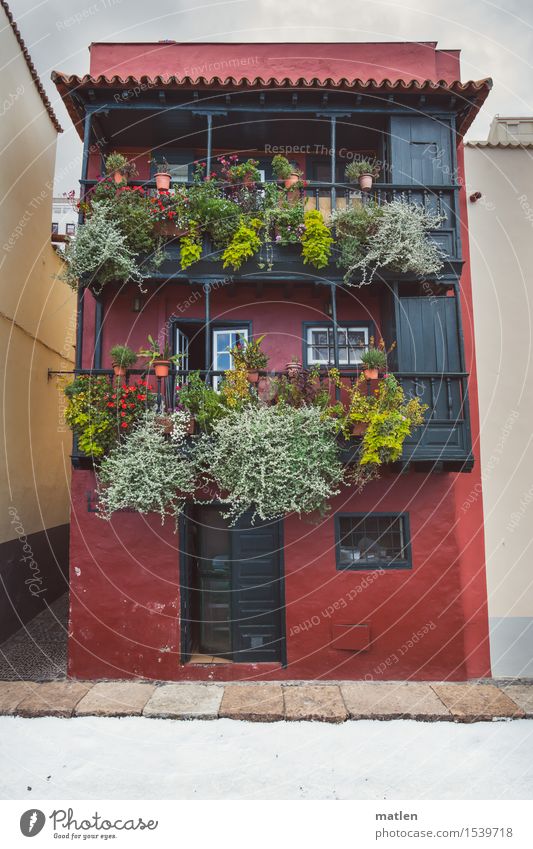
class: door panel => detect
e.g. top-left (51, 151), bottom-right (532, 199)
top-left (390, 116), bottom-right (452, 186)
top-left (229, 516), bottom-right (283, 663)
top-left (397, 296), bottom-right (461, 373)
top-left (179, 508), bottom-right (196, 663)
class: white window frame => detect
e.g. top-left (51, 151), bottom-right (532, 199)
top-left (212, 327), bottom-right (249, 388)
top-left (306, 325), bottom-right (369, 367)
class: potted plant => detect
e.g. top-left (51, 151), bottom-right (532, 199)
top-left (345, 158), bottom-right (380, 192)
top-left (230, 335), bottom-right (268, 383)
top-left (360, 345), bottom-right (387, 380)
top-left (226, 158), bottom-right (261, 188)
top-left (109, 344), bottom-right (137, 377)
top-left (138, 334), bottom-right (181, 378)
top-left (285, 357), bottom-right (303, 380)
top-left (154, 158), bottom-right (172, 192)
top-left (105, 152), bottom-right (136, 185)
top-left (271, 155), bottom-right (303, 189)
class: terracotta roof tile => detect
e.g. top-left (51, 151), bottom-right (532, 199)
top-left (51, 71), bottom-right (492, 138)
top-left (1, 0), bottom-right (62, 132)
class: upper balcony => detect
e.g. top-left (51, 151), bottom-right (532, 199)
top-left (53, 70), bottom-right (491, 283)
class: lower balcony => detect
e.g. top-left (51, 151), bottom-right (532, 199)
top-left (63, 367), bottom-right (472, 472)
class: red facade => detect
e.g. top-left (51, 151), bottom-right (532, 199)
top-left (58, 41), bottom-right (491, 681)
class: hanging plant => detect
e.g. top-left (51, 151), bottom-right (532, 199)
top-left (222, 217), bottom-right (263, 270)
top-left (97, 413), bottom-right (197, 524)
top-left (195, 404), bottom-right (344, 524)
top-left (60, 201), bottom-right (145, 292)
top-left (334, 199), bottom-right (445, 285)
top-left (301, 210), bottom-right (334, 269)
top-left (179, 224), bottom-right (202, 270)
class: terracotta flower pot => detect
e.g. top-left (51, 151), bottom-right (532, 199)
top-left (153, 360), bottom-right (170, 378)
top-left (258, 376), bottom-right (277, 404)
top-left (113, 364), bottom-right (126, 377)
top-left (363, 367), bottom-right (379, 380)
top-left (156, 415), bottom-right (174, 434)
top-left (286, 361), bottom-right (302, 379)
top-left (359, 174), bottom-right (373, 192)
top-left (284, 172), bottom-right (300, 189)
top-left (155, 221), bottom-right (188, 239)
top-left (350, 421), bottom-right (368, 437)
top-left (247, 370), bottom-right (259, 384)
top-left (113, 170), bottom-right (124, 184)
top-left (155, 172), bottom-right (171, 191)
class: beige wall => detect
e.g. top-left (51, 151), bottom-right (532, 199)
top-left (465, 143), bottom-right (533, 675)
top-left (0, 8), bottom-right (76, 543)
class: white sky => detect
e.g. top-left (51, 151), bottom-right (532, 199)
top-left (7, 0), bottom-right (533, 194)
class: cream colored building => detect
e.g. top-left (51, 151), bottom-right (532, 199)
top-left (466, 116), bottom-right (533, 677)
top-left (0, 1), bottom-right (76, 640)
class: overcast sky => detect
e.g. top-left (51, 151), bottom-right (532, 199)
top-left (7, 0), bottom-right (533, 194)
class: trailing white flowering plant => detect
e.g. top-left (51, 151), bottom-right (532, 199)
top-left (333, 199), bottom-right (445, 285)
top-left (61, 201), bottom-right (145, 292)
top-left (96, 412), bottom-right (197, 524)
top-left (195, 403), bottom-right (345, 524)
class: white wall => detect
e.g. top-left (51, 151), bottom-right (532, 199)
top-left (465, 142), bottom-right (533, 677)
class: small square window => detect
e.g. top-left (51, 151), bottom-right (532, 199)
top-left (65, 223), bottom-right (75, 235)
top-left (336, 514), bottom-right (412, 570)
top-left (51, 222), bottom-right (59, 234)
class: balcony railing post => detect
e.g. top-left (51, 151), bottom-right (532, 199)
top-left (206, 113), bottom-right (213, 175)
top-left (330, 281), bottom-right (340, 400)
top-left (204, 282), bottom-right (211, 383)
top-left (330, 115), bottom-right (337, 211)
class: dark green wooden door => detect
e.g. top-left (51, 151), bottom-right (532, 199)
top-left (229, 516), bottom-right (284, 663)
top-left (396, 295), bottom-right (470, 460)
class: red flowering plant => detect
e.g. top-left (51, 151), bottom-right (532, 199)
top-left (64, 374), bottom-right (155, 458)
top-left (149, 186), bottom-right (190, 228)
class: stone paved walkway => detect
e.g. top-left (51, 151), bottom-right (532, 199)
top-left (1, 679), bottom-right (532, 723)
top-left (0, 594), bottom-right (68, 680)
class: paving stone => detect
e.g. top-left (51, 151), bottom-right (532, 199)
top-left (143, 684), bottom-right (223, 719)
top-left (501, 684), bottom-right (533, 718)
top-left (283, 685), bottom-right (347, 723)
top-left (0, 681), bottom-right (37, 715)
top-left (219, 684), bottom-right (284, 721)
top-left (75, 682), bottom-right (156, 717)
top-left (17, 681), bottom-right (92, 718)
top-left (340, 682), bottom-right (452, 721)
top-left (431, 683), bottom-right (525, 722)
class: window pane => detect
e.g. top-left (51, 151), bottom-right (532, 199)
top-left (215, 332), bottom-right (230, 354)
top-left (217, 352), bottom-right (231, 371)
top-left (169, 163), bottom-right (189, 181)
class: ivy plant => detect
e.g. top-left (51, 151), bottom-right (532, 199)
top-left (301, 210), bottom-right (334, 269)
top-left (222, 217), bottom-right (263, 270)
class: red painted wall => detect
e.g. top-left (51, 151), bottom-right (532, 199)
top-left (69, 467), bottom-right (484, 681)
top-left (88, 41), bottom-right (461, 84)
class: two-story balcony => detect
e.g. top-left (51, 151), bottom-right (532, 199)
top-left (52, 69), bottom-right (489, 472)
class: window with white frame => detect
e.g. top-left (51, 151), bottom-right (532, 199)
top-left (306, 325), bottom-right (369, 367)
top-left (212, 327), bottom-right (249, 388)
